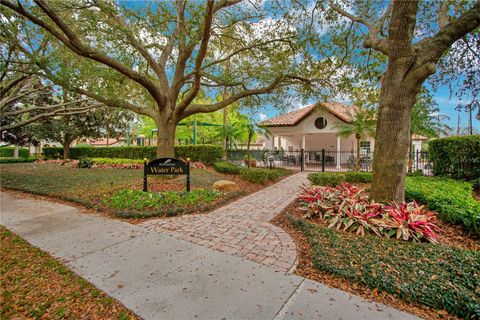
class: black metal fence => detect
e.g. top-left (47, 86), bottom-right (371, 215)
top-left (227, 149), bottom-right (432, 174)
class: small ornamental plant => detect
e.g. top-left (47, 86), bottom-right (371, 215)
top-left (192, 161), bottom-right (206, 170)
top-left (298, 183), bottom-right (441, 243)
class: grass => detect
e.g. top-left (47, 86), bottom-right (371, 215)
top-left (0, 163), bottom-right (251, 218)
top-left (0, 163), bottom-right (142, 206)
top-left (292, 217), bottom-right (480, 319)
top-left (0, 227), bottom-right (138, 319)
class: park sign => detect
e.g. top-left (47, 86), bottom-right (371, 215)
top-left (143, 158), bottom-right (190, 192)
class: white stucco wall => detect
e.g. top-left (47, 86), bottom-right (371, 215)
top-left (265, 108), bottom-right (375, 153)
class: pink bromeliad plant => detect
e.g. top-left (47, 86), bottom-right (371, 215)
top-left (298, 183), bottom-right (441, 243)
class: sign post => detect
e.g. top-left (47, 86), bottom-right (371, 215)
top-left (143, 157), bottom-right (191, 192)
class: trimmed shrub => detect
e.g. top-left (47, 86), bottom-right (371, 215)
top-left (239, 168), bottom-right (270, 184)
top-left (0, 157), bottom-right (37, 164)
top-left (42, 147), bottom-right (64, 159)
top-left (308, 173), bottom-right (346, 186)
top-left (43, 144), bottom-right (223, 164)
top-left (175, 145), bottom-right (223, 164)
top-left (213, 162), bottom-right (242, 174)
top-left (344, 172), bottom-right (373, 183)
top-left (405, 176), bottom-right (480, 235)
top-left (429, 135), bottom-right (480, 180)
top-left (308, 172), bottom-right (373, 186)
top-left (0, 147), bottom-right (29, 158)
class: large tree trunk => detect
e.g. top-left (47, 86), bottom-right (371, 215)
top-left (13, 144), bottom-right (19, 159)
top-left (371, 1), bottom-right (422, 203)
top-left (155, 119), bottom-right (176, 158)
top-left (62, 134), bottom-right (74, 160)
top-left (371, 85), bottom-right (418, 202)
top-left (63, 143), bottom-right (70, 160)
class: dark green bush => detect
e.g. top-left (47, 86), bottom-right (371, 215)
top-left (344, 172), bottom-right (373, 183)
top-left (405, 176), bottom-right (480, 235)
top-left (239, 168), bottom-right (270, 184)
top-left (293, 217), bottom-right (480, 319)
top-left (406, 169), bottom-right (424, 177)
top-left (0, 157), bottom-right (37, 164)
top-left (429, 135), bottom-right (480, 180)
top-left (77, 158), bottom-right (93, 168)
top-left (308, 172), bottom-right (346, 186)
top-left (213, 162), bottom-right (242, 174)
top-left (175, 145), bottom-right (223, 164)
top-left (43, 144), bottom-right (223, 164)
top-left (308, 172), bottom-right (373, 185)
top-left (0, 147), bottom-right (29, 158)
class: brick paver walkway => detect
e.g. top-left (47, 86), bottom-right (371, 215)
top-left (141, 172), bottom-right (309, 272)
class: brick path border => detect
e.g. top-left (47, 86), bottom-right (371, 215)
top-left (141, 172), bottom-right (309, 272)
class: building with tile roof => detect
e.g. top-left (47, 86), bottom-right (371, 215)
top-left (259, 102), bottom-right (427, 170)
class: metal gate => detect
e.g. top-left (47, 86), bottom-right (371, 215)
top-left (227, 149), bottom-right (431, 174)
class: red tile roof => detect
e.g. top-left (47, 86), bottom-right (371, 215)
top-left (412, 134), bottom-right (428, 140)
top-left (259, 102), bottom-right (358, 127)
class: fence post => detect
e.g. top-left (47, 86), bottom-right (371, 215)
top-left (300, 149), bottom-right (305, 172)
top-left (416, 150), bottom-right (419, 171)
top-left (143, 158), bottom-right (148, 192)
top-left (186, 158), bottom-right (191, 192)
top-left (321, 149), bottom-right (325, 172)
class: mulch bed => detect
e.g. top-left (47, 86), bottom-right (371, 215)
top-left (271, 201), bottom-right (478, 320)
top-left (0, 227), bottom-right (139, 320)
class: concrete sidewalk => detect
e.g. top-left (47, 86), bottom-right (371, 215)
top-left (0, 191), bottom-right (418, 320)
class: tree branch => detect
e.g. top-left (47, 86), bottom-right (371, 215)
top-left (0, 105), bottom-right (94, 131)
top-left (1, 99), bottom-right (90, 117)
top-left (175, 0), bottom-right (215, 117)
top-left (1, 0), bottom-right (164, 105)
top-left (329, 0), bottom-right (389, 55)
top-left (415, 0), bottom-right (480, 67)
top-left (180, 75), bottom-right (285, 119)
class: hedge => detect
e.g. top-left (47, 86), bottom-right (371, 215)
top-left (213, 161), bottom-right (243, 174)
top-left (307, 172), bottom-right (373, 186)
top-left (429, 135), bottom-right (480, 180)
top-left (42, 144), bottom-right (223, 164)
top-left (405, 176), bottom-right (480, 235)
top-left (0, 157), bottom-right (37, 164)
top-left (0, 147), bottom-right (29, 158)
top-left (213, 162), bottom-right (291, 184)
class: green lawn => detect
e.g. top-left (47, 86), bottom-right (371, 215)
top-left (0, 163), bottom-right (142, 204)
top-left (292, 217), bottom-right (480, 319)
top-left (0, 163), bottom-right (245, 217)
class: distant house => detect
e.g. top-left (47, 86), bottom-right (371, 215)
top-left (88, 138), bottom-right (127, 147)
top-left (259, 102), bottom-right (427, 169)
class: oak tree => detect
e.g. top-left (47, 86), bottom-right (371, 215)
top-left (330, 0), bottom-right (480, 201)
top-left (1, 0), bottom-right (330, 157)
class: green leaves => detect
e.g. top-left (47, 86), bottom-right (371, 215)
top-left (293, 217), bottom-right (480, 318)
top-left (103, 189), bottom-right (222, 211)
